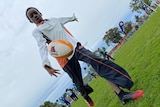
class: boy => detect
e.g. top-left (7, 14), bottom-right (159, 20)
top-left (98, 47), bottom-right (115, 60)
top-left (66, 88), bottom-right (78, 101)
top-left (26, 7), bottom-right (144, 106)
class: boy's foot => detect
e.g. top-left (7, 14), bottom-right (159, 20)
top-left (84, 96), bottom-right (94, 106)
top-left (121, 90), bottom-right (144, 104)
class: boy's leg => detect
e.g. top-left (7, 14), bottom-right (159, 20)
top-left (107, 80), bottom-right (144, 104)
top-left (71, 93), bottom-right (78, 101)
top-left (63, 56), bottom-right (94, 106)
top-left (75, 47), bottom-right (133, 90)
top-left (75, 47), bottom-right (144, 104)
top-left (107, 80), bottom-right (121, 94)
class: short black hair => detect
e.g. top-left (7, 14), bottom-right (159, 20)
top-left (26, 7), bottom-right (42, 23)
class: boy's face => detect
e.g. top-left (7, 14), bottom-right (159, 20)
top-left (27, 8), bottom-right (43, 24)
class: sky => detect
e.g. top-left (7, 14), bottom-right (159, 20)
top-left (0, 0), bottom-right (138, 107)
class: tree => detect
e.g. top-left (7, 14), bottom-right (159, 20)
top-left (103, 32), bottom-right (110, 46)
top-left (130, 0), bottom-right (152, 13)
top-left (130, 0), bottom-right (144, 13)
top-left (143, 0), bottom-right (152, 5)
top-left (135, 15), bottom-right (140, 22)
top-left (124, 21), bottom-right (133, 34)
top-left (39, 101), bottom-right (56, 107)
top-left (103, 27), bottom-right (122, 44)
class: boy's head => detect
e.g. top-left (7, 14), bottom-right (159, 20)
top-left (26, 7), bottom-right (43, 24)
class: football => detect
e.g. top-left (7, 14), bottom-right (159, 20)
top-left (48, 40), bottom-right (73, 58)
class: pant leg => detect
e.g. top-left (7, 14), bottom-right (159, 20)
top-left (75, 47), bottom-right (134, 90)
top-left (63, 56), bottom-right (88, 98)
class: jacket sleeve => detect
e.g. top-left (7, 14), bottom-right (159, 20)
top-left (58, 14), bottom-right (77, 25)
top-left (32, 29), bottom-right (52, 67)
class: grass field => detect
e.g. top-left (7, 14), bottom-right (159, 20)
top-left (71, 8), bottom-right (160, 107)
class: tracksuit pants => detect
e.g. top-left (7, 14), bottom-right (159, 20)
top-left (63, 43), bottom-right (134, 98)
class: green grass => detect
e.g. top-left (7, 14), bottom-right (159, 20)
top-left (72, 8), bottom-right (160, 107)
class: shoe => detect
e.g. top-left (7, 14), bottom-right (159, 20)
top-left (121, 90), bottom-right (144, 104)
top-left (84, 96), bottom-right (94, 106)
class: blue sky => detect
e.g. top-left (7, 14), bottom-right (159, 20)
top-left (0, 0), bottom-right (140, 107)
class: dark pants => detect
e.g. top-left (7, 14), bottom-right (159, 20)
top-left (63, 53), bottom-right (87, 97)
top-left (63, 44), bottom-right (134, 97)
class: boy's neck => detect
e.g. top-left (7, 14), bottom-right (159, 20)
top-left (36, 20), bottom-right (44, 27)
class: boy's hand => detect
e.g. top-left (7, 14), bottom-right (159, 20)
top-left (73, 13), bottom-right (78, 22)
top-left (44, 65), bottom-right (60, 77)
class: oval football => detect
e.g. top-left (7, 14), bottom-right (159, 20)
top-left (48, 40), bottom-right (73, 58)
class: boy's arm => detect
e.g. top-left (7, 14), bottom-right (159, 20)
top-left (59, 13), bottom-right (78, 25)
top-left (33, 29), bottom-right (60, 77)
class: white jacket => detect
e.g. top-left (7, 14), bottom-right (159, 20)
top-left (32, 15), bottom-right (77, 67)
